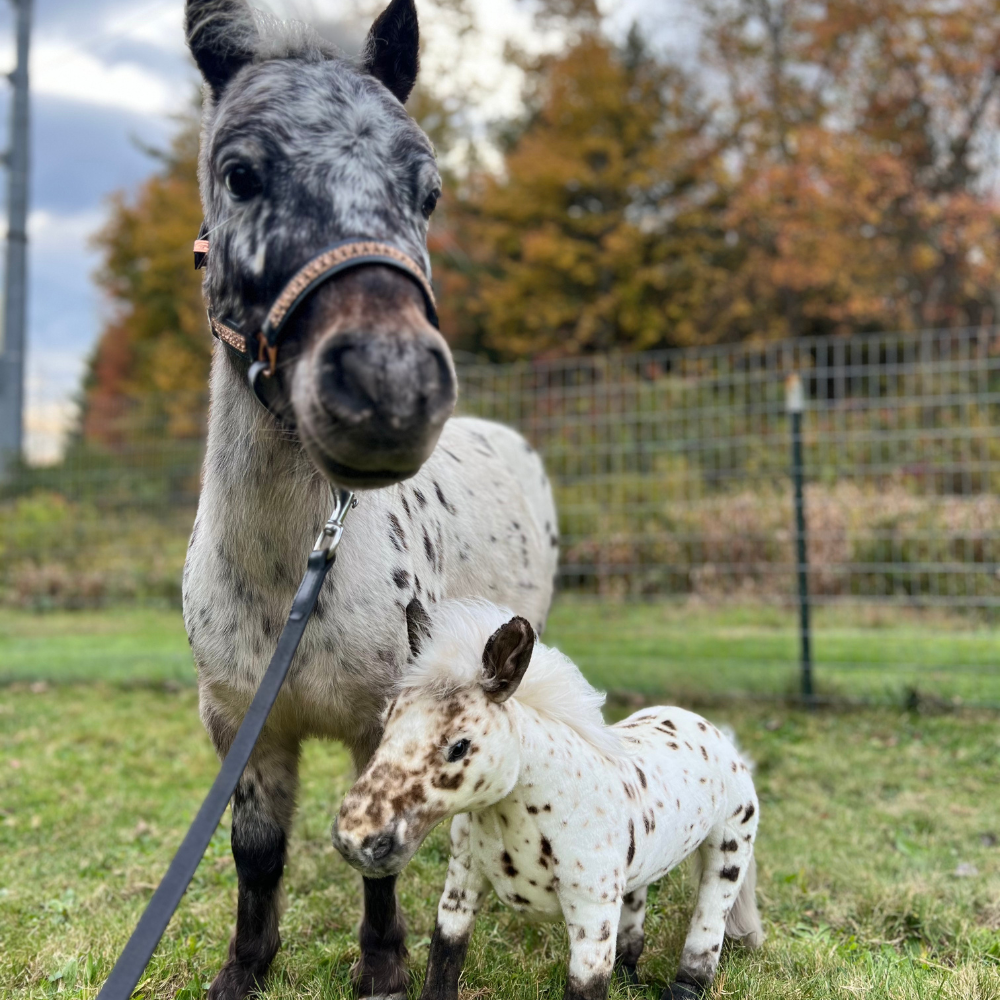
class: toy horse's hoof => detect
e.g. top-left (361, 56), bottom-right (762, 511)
top-left (661, 982), bottom-right (703, 1000)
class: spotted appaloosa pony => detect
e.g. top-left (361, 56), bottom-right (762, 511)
top-left (181, 3), bottom-right (558, 999)
top-left (334, 602), bottom-right (764, 1000)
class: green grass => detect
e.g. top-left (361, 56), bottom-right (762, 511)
top-left (2, 602), bottom-right (1000, 998)
top-left (5, 598), bottom-right (997, 706)
top-left (0, 609), bottom-right (195, 686)
top-left (2, 687), bottom-right (999, 999)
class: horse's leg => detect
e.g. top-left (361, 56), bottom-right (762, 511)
top-left (205, 710), bottom-right (300, 1000)
top-left (349, 741), bottom-right (410, 999)
top-left (615, 886), bottom-right (647, 984)
top-left (352, 876), bottom-right (409, 998)
top-left (420, 815), bottom-right (487, 1000)
top-left (662, 830), bottom-right (755, 1000)
top-left (562, 899), bottom-right (621, 1000)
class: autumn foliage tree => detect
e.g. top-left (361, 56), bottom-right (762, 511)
top-left (84, 0), bottom-right (1000, 416)
top-left (83, 120), bottom-right (208, 444)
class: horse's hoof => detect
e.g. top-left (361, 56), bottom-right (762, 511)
top-left (660, 982), bottom-right (703, 1000)
top-left (206, 961), bottom-right (263, 1000)
top-left (351, 956), bottom-right (410, 1000)
top-left (616, 963), bottom-right (640, 986)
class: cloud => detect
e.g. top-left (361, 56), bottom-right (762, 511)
top-left (31, 38), bottom-right (183, 115)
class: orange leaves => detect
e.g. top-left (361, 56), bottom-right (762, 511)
top-left (84, 120), bottom-right (208, 444)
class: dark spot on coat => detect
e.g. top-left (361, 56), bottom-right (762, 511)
top-left (400, 493), bottom-right (411, 517)
top-left (527, 805), bottom-right (539, 814)
top-left (635, 766), bottom-right (647, 788)
top-left (501, 851), bottom-right (518, 877)
top-left (721, 838), bottom-right (738, 853)
top-left (413, 488), bottom-right (427, 508)
top-left (741, 803), bottom-right (755, 824)
top-left (598, 920), bottom-right (612, 941)
top-left (387, 513), bottom-right (407, 551)
top-left (697, 722), bottom-right (707, 731)
top-left (433, 481), bottom-right (456, 514)
top-left (720, 865), bottom-right (740, 881)
top-left (432, 771), bottom-right (464, 790)
top-left (511, 894), bottom-right (530, 905)
top-left (540, 836), bottom-right (553, 857)
top-left (405, 597), bottom-right (431, 657)
top-left (392, 568), bottom-right (410, 589)
top-left (627, 820), bottom-right (635, 865)
top-left (423, 527), bottom-right (436, 569)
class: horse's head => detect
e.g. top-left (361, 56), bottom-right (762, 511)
top-left (187, 0), bottom-right (456, 488)
top-left (333, 613), bottom-right (535, 877)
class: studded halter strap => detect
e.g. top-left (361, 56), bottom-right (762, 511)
top-left (194, 227), bottom-right (439, 378)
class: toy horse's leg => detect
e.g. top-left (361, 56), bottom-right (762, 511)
top-left (420, 815), bottom-right (488, 1000)
top-left (662, 829), bottom-right (755, 1000)
top-left (615, 886), bottom-right (647, 984)
top-left (204, 715), bottom-right (301, 1000)
top-left (563, 900), bottom-right (621, 1000)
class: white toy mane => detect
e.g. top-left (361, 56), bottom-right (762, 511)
top-left (401, 600), bottom-right (626, 757)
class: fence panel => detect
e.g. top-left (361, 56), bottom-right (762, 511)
top-left (4, 328), bottom-right (1000, 703)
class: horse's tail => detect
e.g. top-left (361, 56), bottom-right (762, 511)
top-left (725, 851), bottom-right (765, 948)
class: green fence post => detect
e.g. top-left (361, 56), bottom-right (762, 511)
top-left (786, 373), bottom-right (815, 706)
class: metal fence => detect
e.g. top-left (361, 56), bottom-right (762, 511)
top-left (460, 328), bottom-right (1000, 607)
top-left (4, 327), bottom-right (1000, 703)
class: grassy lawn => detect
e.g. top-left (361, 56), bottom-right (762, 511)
top-left (1, 602), bottom-right (1000, 998)
top-left (3, 599), bottom-right (999, 705)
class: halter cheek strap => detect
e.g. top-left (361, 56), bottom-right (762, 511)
top-left (194, 230), bottom-right (439, 378)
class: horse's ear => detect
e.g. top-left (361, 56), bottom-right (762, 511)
top-left (186, 0), bottom-right (259, 98)
top-left (481, 617), bottom-right (535, 704)
top-left (362, 0), bottom-right (420, 104)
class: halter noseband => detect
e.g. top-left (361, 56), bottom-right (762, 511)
top-left (194, 229), bottom-right (439, 411)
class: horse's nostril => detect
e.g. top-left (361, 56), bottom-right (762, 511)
top-left (369, 832), bottom-right (395, 861)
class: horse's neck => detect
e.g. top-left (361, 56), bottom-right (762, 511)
top-left (512, 703), bottom-right (602, 777)
top-left (198, 350), bottom-right (331, 570)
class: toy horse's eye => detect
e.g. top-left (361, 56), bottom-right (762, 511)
top-left (421, 188), bottom-right (441, 219)
top-left (446, 738), bottom-right (470, 762)
top-left (225, 164), bottom-right (262, 201)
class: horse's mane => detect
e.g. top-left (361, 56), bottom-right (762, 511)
top-left (400, 600), bottom-right (626, 758)
top-left (190, 3), bottom-right (345, 66)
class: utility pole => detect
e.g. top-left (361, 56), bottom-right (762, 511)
top-left (0, 0), bottom-right (31, 479)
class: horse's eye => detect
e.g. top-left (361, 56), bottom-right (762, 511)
top-left (421, 188), bottom-right (441, 219)
top-left (225, 164), bottom-right (262, 201)
top-left (446, 738), bottom-right (470, 763)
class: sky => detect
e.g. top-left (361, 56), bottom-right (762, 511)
top-left (0, 0), bottom-right (684, 463)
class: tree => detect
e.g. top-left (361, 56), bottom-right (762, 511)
top-left (434, 29), bottom-right (735, 357)
top-left (83, 119), bottom-right (208, 444)
top-left (698, 0), bottom-right (1000, 336)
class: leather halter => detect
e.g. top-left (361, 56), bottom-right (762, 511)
top-left (194, 228), bottom-right (439, 380)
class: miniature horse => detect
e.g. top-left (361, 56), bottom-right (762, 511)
top-left (334, 601), bottom-right (763, 1000)
top-left (181, 2), bottom-right (558, 998)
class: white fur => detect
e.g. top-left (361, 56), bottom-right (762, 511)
top-left (344, 600), bottom-right (764, 995)
top-left (401, 599), bottom-right (625, 758)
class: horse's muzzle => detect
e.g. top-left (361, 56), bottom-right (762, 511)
top-left (293, 304), bottom-right (457, 489)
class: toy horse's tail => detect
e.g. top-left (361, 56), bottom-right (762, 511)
top-left (725, 851), bottom-right (765, 948)
top-left (718, 725), bottom-right (765, 948)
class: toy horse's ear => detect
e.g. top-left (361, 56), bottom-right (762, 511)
top-left (481, 617), bottom-right (535, 704)
top-left (186, 0), bottom-right (259, 99)
top-left (362, 0), bottom-right (420, 104)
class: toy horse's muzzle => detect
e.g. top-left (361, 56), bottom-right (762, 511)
top-left (332, 813), bottom-right (416, 878)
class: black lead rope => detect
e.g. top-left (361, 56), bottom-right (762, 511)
top-left (97, 489), bottom-right (355, 1000)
